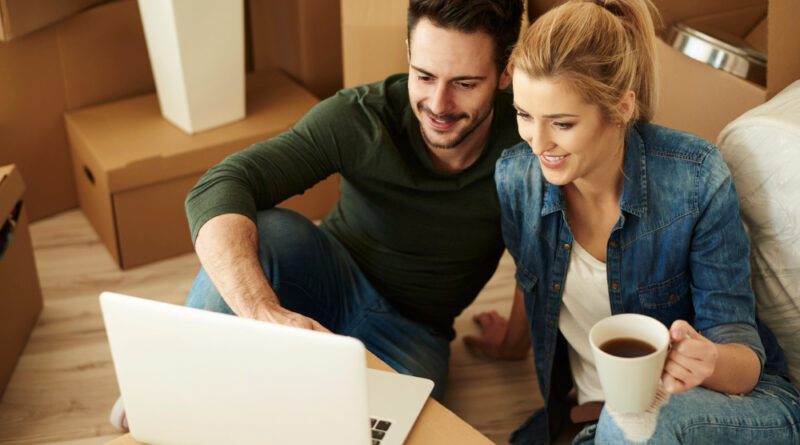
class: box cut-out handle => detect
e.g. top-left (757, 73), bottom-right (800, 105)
top-left (83, 165), bottom-right (95, 185)
top-left (0, 201), bottom-right (22, 261)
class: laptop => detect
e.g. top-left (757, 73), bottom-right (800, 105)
top-left (100, 292), bottom-right (434, 445)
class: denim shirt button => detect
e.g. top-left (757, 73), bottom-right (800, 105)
top-left (546, 353), bottom-right (551, 359)
top-left (563, 243), bottom-right (571, 250)
top-left (554, 283), bottom-right (561, 291)
top-left (611, 283), bottom-right (618, 290)
top-left (548, 320), bottom-right (555, 327)
top-left (609, 240), bottom-right (617, 247)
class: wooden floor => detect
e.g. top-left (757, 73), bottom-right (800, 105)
top-left (0, 209), bottom-right (578, 444)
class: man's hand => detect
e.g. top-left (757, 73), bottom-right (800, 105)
top-left (252, 302), bottom-right (332, 333)
top-left (463, 310), bottom-right (529, 360)
top-left (662, 320), bottom-right (717, 394)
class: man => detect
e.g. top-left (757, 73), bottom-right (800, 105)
top-left (183, 0), bottom-right (523, 402)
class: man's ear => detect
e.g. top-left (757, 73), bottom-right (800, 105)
top-left (498, 68), bottom-right (512, 90)
top-left (406, 39), bottom-right (410, 63)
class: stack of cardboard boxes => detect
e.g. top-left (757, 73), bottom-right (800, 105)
top-left (0, 0), bottom-right (343, 397)
top-left (1, 0), bottom-right (344, 269)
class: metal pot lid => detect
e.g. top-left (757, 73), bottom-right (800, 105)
top-left (666, 22), bottom-right (767, 86)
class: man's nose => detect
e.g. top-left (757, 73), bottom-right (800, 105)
top-left (427, 83), bottom-right (452, 115)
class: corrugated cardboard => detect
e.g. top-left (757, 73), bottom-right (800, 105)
top-left (0, 0), bottom-right (104, 42)
top-left (341, 0), bottom-right (409, 88)
top-left (0, 0), bottom-right (155, 221)
top-left (653, 0), bottom-right (800, 143)
top-left (0, 164), bottom-right (43, 399)
top-left (65, 69), bottom-right (339, 269)
top-left (137, 0), bottom-right (245, 133)
top-left (528, 0), bottom-right (800, 144)
top-left (249, 0), bottom-right (343, 100)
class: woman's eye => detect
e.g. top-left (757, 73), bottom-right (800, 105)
top-left (554, 122), bottom-right (574, 130)
top-left (515, 111), bottom-right (530, 120)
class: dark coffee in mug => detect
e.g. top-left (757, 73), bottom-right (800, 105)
top-left (599, 337), bottom-right (656, 358)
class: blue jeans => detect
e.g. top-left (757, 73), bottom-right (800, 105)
top-left (572, 373), bottom-right (800, 444)
top-left (184, 208), bottom-right (451, 400)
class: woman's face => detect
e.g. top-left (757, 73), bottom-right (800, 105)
top-left (512, 71), bottom-right (627, 188)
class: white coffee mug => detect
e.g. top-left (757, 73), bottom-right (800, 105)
top-left (589, 313), bottom-right (670, 413)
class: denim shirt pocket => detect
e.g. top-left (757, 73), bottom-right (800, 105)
top-left (636, 271), bottom-right (692, 325)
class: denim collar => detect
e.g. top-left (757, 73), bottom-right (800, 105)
top-left (540, 124), bottom-right (647, 218)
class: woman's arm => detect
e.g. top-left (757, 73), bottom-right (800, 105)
top-left (663, 320), bottom-right (760, 394)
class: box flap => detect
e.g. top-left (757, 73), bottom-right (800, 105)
top-left (64, 69), bottom-right (319, 193)
top-left (767, 0), bottom-right (800, 99)
top-left (653, 0), bottom-right (764, 29)
top-left (0, 0), bottom-right (105, 42)
top-left (744, 15), bottom-right (768, 55)
top-left (682, 5), bottom-right (766, 37)
top-left (0, 164), bottom-right (25, 220)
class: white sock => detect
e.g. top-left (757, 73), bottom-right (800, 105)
top-left (606, 384), bottom-right (670, 443)
top-left (109, 396), bottom-right (129, 431)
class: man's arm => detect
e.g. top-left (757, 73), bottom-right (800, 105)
top-left (463, 286), bottom-right (531, 360)
top-left (194, 213), bottom-right (329, 332)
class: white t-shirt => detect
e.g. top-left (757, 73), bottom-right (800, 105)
top-left (559, 240), bottom-right (611, 405)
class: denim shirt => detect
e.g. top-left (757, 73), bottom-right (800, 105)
top-left (495, 122), bottom-right (788, 445)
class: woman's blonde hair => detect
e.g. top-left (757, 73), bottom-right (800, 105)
top-left (510, 0), bottom-right (660, 123)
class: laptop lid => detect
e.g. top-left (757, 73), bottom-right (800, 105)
top-left (100, 291), bottom-right (372, 445)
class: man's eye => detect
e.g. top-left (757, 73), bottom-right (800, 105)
top-left (418, 75), bottom-right (433, 82)
top-left (456, 82), bottom-right (476, 89)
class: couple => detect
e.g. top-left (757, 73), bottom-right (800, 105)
top-left (181, 0), bottom-right (800, 443)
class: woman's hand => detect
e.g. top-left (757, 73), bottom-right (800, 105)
top-left (661, 320), bottom-right (718, 394)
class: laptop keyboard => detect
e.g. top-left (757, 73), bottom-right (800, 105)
top-left (370, 417), bottom-right (392, 444)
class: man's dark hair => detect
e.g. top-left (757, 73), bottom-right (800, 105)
top-left (407, 0), bottom-right (525, 75)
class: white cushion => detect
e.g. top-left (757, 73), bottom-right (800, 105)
top-left (718, 80), bottom-right (800, 388)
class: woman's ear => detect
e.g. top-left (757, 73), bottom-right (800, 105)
top-left (619, 90), bottom-right (636, 123)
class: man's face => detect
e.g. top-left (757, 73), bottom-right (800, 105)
top-left (407, 18), bottom-right (509, 151)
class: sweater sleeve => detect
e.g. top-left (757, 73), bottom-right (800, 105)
top-left (184, 92), bottom-right (358, 243)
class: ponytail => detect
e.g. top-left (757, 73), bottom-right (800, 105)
top-left (510, 0), bottom-right (660, 123)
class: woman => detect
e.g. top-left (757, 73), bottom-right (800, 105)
top-left (464, 0), bottom-right (800, 443)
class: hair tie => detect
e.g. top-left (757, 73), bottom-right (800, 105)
top-left (592, 0), bottom-right (625, 17)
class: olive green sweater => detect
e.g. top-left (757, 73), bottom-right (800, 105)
top-left (185, 74), bottom-right (520, 338)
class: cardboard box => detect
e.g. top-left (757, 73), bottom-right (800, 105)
top-left (249, 0), bottom-right (343, 100)
top-left (652, 0), bottom-right (800, 143)
top-left (0, 165), bottom-right (43, 399)
top-left (0, 0), bottom-right (105, 42)
top-left (0, 0), bottom-right (155, 221)
top-left (65, 69), bottom-right (339, 269)
top-left (137, 0), bottom-right (245, 133)
top-left (341, 0), bottom-right (409, 88)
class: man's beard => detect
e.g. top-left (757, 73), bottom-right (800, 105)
top-left (418, 102), bottom-right (494, 150)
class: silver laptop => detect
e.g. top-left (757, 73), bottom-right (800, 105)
top-left (100, 292), bottom-right (434, 445)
